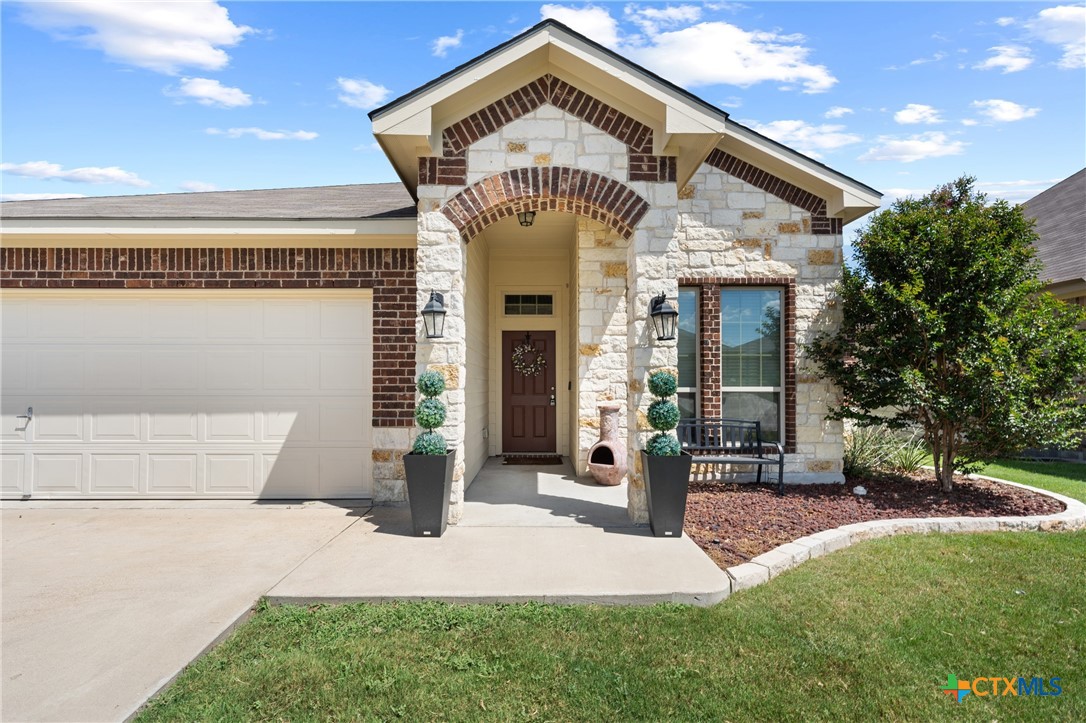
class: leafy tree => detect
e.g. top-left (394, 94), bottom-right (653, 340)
top-left (809, 177), bottom-right (1086, 492)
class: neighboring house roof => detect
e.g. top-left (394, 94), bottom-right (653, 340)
top-left (0, 183), bottom-right (416, 220)
top-left (1022, 168), bottom-right (1086, 289)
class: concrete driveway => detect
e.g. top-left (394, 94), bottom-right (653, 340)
top-left (1, 502), bottom-right (363, 722)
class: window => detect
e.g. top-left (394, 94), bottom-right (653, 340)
top-left (677, 287), bottom-right (698, 419)
top-left (721, 288), bottom-right (782, 442)
top-left (503, 294), bottom-right (553, 315)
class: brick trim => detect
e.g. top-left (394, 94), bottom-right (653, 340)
top-left (442, 167), bottom-right (650, 242)
top-left (679, 276), bottom-right (797, 454)
top-left (704, 150), bottom-right (843, 235)
top-left (0, 247), bottom-right (417, 427)
top-left (419, 74), bottom-right (676, 186)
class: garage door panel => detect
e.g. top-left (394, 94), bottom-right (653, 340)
top-left (148, 404), bottom-right (198, 442)
top-left (204, 454), bottom-right (256, 494)
top-left (35, 351), bottom-right (85, 391)
top-left (264, 402), bottom-right (315, 442)
top-left (2, 350), bottom-right (28, 391)
top-left (3, 292), bottom-right (372, 500)
top-left (319, 449), bottom-right (370, 497)
top-left (205, 407), bottom-right (257, 442)
top-left (31, 403), bottom-right (84, 442)
top-left (262, 450), bottom-right (318, 498)
top-left (1, 300), bottom-right (29, 338)
top-left (86, 351), bottom-right (143, 391)
top-left (33, 454), bottom-right (84, 494)
top-left (207, 302), bottom-right (259, 339)
top-left (147, 454), bottom-right (198, 493)
top-left (262, 350), bottom-right (315, 391)
top-left (90, 404), bottom-right (142, 442)
top-left (89, 455), bottom-right (140, 494)
top-left (33, 302), bottom-right (85, 338)
top-left (84, 302), bottom-right (143, 339)
top-left (205, 351), bottom-right (259, 391)
top-left (1, 454), bottom-right (27, 495)
top-left (144, 352), bottom-right (199, 391)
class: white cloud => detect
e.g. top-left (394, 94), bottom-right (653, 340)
top-left (431, 29), bottom-right (464, 58)
top-left (971, 99), bottom-right (1040, 122)
top-left (206, 127), bottom-right (318, 141)
top-left (16, 0), bottom-right (252, 75)
top-left (336, 77), bottom-right (390, 110)
top-left (859, 132), bottom-right (967, 163)
top-left (719, 96), bottom-right (743, 109)
top-left (973, 45), bottom-right (1033, 73)
top-left (893, 104), bottom-right (944, 125)
top-left (540, 4), bottom-right (620, 47)
top-left (824, 106), bottom-right (853, 119)
top-left (976, 178), bottom-right (1063, 203)
top-left (179, 181), bottom-right (219, 192)
top-left (960, 118), bottom-right (979, 126)
top-left (995, 17), bottom-right (1016, 27)
top-left (1, 193), bottom-right (87, 202)
top-left (541, 4), bottom-right (836, 92)
top-left (0, 160), bottom-right (151, 186)
top-left (747, 120), bottom-right (861, 158)
top-left (624, 4), bottom-right (702, 35)
top-left (1026, 5), bottom-right (1086, 69)
top-left (170, 77), bottom-right (252, 108)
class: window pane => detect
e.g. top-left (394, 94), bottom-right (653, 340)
top-left (721, 391), bottom-right (780, 442)
top-left (678, 391), bottom-right (696, 420)
top-left (720, 289), bottom-right (782, 387)
top-left (678, 287), bottom-right (697, 388)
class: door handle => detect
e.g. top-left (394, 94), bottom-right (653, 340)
top-left (16, 406), bottom-right (32, 431)
top-left (549, 395), bottom-right (556, 406)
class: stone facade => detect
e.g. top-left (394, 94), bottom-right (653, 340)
top-left (414, 75), bottom-right (847, 522)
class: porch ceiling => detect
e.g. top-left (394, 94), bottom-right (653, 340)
top-left (474, 212), bottom-right (576, 252)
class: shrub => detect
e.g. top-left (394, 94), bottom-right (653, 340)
top-left (646, 433), bottom-right (681, 456)
top-left (647, 400), bottom-right (680, 431)
top-left (412, 431), bottom-right (448, 456)
top-left (843, 423), bottom-right (929, 477)
top-left (412, 370), bottom-right (448, 455)
top-left (647, 371), bottom-right (678, 398)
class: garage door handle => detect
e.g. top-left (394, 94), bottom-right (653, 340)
top-left (16, 406), bottom-right (32, 430)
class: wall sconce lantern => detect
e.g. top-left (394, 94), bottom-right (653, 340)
top-left (421, 291), bottom-right (447, 339)
top-left (517, 210), bottom-right (536, 227)
top-left (649, 293), bottom-right (679, 342)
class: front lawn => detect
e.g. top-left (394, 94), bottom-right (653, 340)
top-left (980, 459), bottom-right (1086, 503)
top-left (139, 463), bottom-right (1085, 722)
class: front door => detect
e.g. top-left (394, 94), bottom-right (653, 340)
top-left (502, 331), bottom-right (556, 453)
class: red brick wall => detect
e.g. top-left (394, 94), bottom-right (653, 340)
top-left (442, 167), bottom-right (649, 242)
top-left (0, 247), bottom-right (417, 427)
top-left (419, 73), bottom-right (676, 186)
top-left (680, 276), bottom-right (797, 453)
top-left (704, 150), bottom-right (843, 235)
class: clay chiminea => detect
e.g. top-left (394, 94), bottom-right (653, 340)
top-left (587, 404), bottom-right (627, 486)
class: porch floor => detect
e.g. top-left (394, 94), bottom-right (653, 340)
top-left (267, 457), bottom-right (732, 606)
top-left (461, 457), bottom-right (631, 528)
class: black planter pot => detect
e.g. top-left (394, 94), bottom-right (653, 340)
top-left (641, 450), bottom-right (694, 537)
top-left (403, 451), bottom-right (455, 537)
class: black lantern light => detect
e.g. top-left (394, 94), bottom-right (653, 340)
top-left (517, 210), bottom-right (536, 227)
top-left (649, 293), bottom-right (679, 341)
top-left (421, 291), bottom-right (447, 339)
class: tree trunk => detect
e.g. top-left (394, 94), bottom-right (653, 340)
top-left (938, 463), bottom-right (954, 493)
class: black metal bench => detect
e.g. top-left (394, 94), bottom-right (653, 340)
top-left (677, 418), bottom-right (786, 494)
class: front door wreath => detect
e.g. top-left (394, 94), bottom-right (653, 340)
top-left (511, 340), bottom-right (546, 377)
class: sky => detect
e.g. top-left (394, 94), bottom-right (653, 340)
top-left (2, 1), bottom-right (1084, 241)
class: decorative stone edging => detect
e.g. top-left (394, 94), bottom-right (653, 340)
top-left (722, 474), bottom-right (1086, 596)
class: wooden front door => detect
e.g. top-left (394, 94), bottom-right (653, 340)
top-left (502, 331), bottom-right (557, 453)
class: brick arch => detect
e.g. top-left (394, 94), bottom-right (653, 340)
top-left (440, 167), bottom-right (650, 242)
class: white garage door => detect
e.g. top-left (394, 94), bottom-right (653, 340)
top-left (1, 291), bottom-right (373, 500)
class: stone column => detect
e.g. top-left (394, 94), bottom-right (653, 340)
top-left (416, 191), bottom-right (468, 523)
top-left (625, 183), bottom-right (680, 522)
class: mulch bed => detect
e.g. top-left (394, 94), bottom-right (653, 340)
top-left (684, 473), bottom-right (1065, 570)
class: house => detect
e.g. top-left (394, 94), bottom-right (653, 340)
top-left (0, 20), bottom-right (881, 522)
top-left (1022, 168), bottom-right (1086, 308)
top-left (1021, 167), bottom-right (1086, 461)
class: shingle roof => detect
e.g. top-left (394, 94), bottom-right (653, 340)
top-left (0, 183), bottom-right (417, 220)
top-left (1022, 169), bottom-right (1086, 286)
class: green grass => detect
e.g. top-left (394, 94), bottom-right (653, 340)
top-left (979, 459), bottom-right (1086, 503)
top-left (139, 464), bottom-right (1086, 723)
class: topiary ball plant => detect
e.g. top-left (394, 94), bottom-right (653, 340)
top-left (644, 370), bottom-right (682, 456)
top-left (411, 370), bottom-right (448, 455)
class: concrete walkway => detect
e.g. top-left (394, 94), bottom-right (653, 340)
top-left (269, 459), bottom-right (729, 605)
